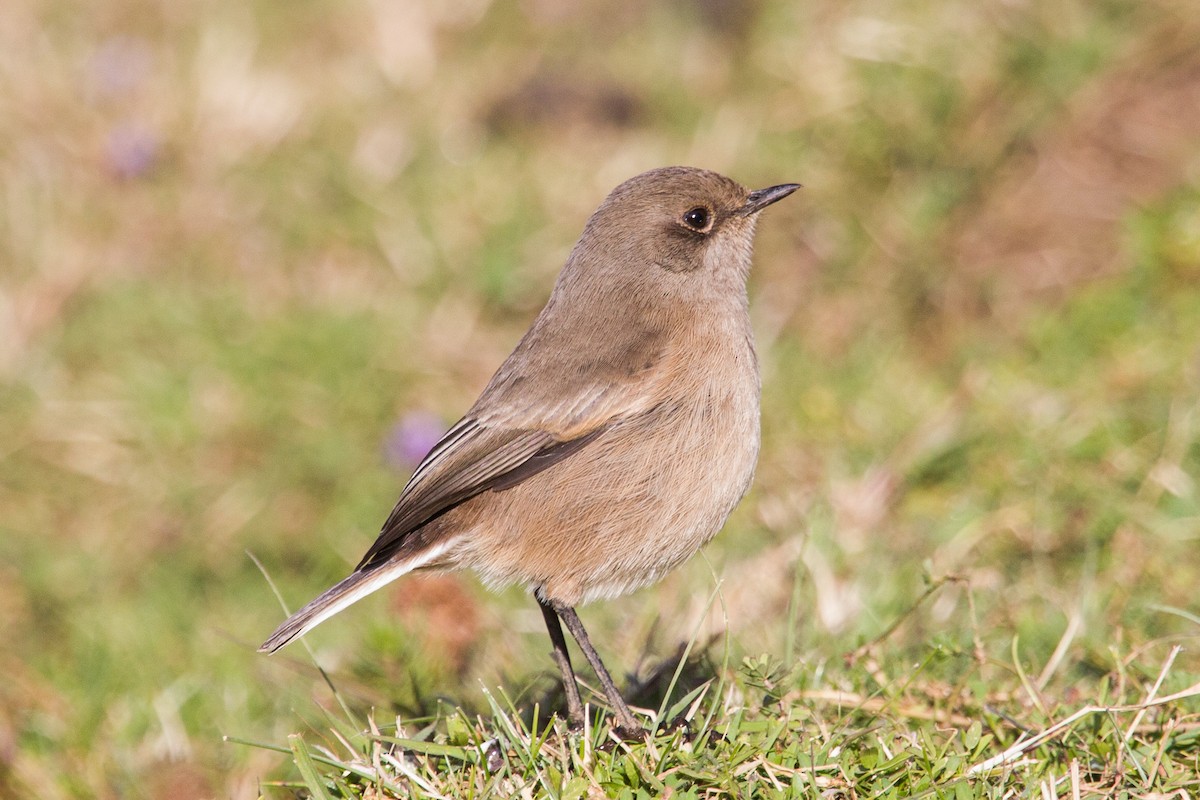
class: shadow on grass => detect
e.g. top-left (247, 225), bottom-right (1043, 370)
top-left (515, 637), bottom-right (724, 735)
top-left (344, 634), bottom-right (725, 736)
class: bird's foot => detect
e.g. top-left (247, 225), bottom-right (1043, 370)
top-left (611, 723), bottom-right (648, 741)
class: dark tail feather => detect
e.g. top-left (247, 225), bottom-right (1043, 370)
top-left (259, 542), bottom-right (447, 653)
top-left (260, 569), bottom-right (377, 653)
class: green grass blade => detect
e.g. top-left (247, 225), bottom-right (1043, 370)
top-left (288, 733), bottom-right (336, 800)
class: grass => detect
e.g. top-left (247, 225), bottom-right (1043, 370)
top-left (235, 573), bottom-right (1200, 797)
top-left (234, 661), bottom-right (1200, 798)
top-left (2, 0), bottom-right (1200, 797)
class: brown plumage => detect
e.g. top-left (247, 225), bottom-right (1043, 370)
top-left (260, 166), bottom-right (798, 736)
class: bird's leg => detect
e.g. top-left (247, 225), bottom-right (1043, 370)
top-left (537, 596), bottom-right (585, 731)
top-left (550, 601), bottom-right (645, 737)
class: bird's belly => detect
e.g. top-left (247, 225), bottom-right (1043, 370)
top-left (452, 376), bottom-right (761, 605)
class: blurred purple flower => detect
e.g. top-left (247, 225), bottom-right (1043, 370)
top-left (106, 123), bottom-right (158, 179)
top-left (384, 411), bottom-right (445, 472)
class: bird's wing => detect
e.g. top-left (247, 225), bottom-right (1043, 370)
top-left (355, 318), bottom-right (674, 571)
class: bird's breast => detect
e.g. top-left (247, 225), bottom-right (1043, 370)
top-left (454, 311), bottom-right (762, 605)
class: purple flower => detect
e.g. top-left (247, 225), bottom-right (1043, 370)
top-left (384, 411), bottom-right (445, 472)
top-left (106, 123), bottom-right (158, 179)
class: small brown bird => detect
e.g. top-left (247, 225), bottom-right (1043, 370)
top-left (261, 166), bottom-right (798, 736)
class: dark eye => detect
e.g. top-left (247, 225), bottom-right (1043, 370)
top-left (682, 207), bottom-right (710, 231)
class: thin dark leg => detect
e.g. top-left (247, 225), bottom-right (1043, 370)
top-left (537, 596), bottom-right (585, 730)
top-left (551, 601), bottom-right (645, 736)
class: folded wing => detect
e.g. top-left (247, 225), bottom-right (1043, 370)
top-left (357, 315), bottom-right (674, 571)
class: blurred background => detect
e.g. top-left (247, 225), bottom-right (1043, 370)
top-left (2, 0), bottom-right (1198, 796)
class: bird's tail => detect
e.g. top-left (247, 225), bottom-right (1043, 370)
top-left (259, 541), bottom-right (455, 654)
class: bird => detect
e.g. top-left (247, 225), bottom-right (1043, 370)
top-left (260, 166), bottom-right (799, 737)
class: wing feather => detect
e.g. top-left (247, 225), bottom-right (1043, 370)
top-left (355, 296), bottom-right (676, 571)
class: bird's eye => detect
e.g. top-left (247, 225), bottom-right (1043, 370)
top-left (681, 207), bottom-right (710, 231)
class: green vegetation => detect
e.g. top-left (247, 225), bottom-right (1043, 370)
top-left (2, 0), bottom-right (1198, 796)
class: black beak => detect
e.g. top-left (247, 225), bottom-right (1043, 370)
top-left (738, 183), bottom-right (801, 216)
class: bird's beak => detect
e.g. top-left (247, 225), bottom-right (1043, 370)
top-left (738, 183), bottom-right (801, 216)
